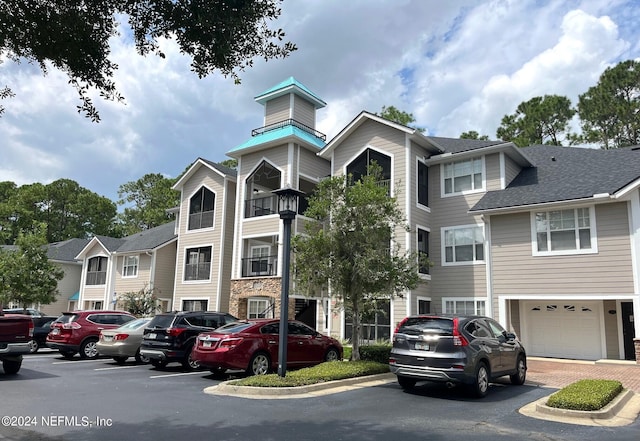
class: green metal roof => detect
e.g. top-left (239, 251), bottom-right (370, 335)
top-left (228, 124), bottom-right (326, 154)
top-left (254, 77), bottom-right (326, 108)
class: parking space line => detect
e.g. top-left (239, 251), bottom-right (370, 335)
top-left (52, 359), bottom-right (109, 365)
top-left (94, 365), bottom-right (145, 371)
top-left (149, 371), bottom-right (206, 379)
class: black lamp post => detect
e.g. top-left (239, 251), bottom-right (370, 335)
top-left (273, 186), bottom-right (304, 377)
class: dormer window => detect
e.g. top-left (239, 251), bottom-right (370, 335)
top-left (189, 187), bottom-right (215, 230)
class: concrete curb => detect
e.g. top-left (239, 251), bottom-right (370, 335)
top-left (203, 373), bottom-right (396, 399)
top-left (520, 390), bottom-right (640, 427)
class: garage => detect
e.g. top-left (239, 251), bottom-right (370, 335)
top-left (521, 300), bottom-right (604, 360)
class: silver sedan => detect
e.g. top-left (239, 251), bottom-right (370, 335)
top-left (96, 317), bottom-right (152, 364)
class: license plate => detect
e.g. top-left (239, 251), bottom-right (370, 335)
top-left (203, 341), bottom-right (212, 348)
top-left (147, 333), bottom-right (157, 339)
top-left (51, 328), bottom-right (60, 335)
top-left (415, 342), bottom-right (430, 351)
top-left (103, 336), bottom-right (113, 342)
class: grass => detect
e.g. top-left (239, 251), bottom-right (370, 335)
top-left (228, 360), bottom-right (390, 387)
top-left (546, 379), bottom-right (623, 411)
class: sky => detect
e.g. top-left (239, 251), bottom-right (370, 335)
top-left (1, 0), bottom-right (639, 202)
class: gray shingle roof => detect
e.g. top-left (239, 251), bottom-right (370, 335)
top-left (200, 158), bottom-right (237, 177)
top-left (116, 221), bottom-right (177, 252)
top-left (471, 145), bottom-right (640, 212)
top-left (46, 238), bottom-right (90, 262)
top-left (427, 136), bottom-right (506, 154)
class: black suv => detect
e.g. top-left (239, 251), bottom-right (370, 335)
top-left (389, 314), bottom-right (527, 397)
top-left (140, 311), bottom-right (237, 369)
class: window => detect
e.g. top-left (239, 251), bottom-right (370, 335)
top-left (444, 298), bottom-right (486, 315)
top-left (245, 161), bottom-right (281, 218)
top-left (250, 246), bottom-right (271, 275)
top-left (417, 228), bottom-right (429, 275)
top-left (533, 207), bottom-right (596, 255)
top-left (189, 187), bottom-right (215, 230)
top-left (122, 255), bottom-right (138, 277)
top-left (248, 298), bottom-right (273, 319)
top-left (417, 160), bottom-right (428, 206)
top-left (418, 298), bottom-right (431, 314)
top-left (182, 299), bottom-right (208, 311)
top-left (345, 299), bottom-right (390, 343)
top-left (443, 157), bottom-right (483, 195)
top-left (346, 148), bottom-right (391, 190)
top-left (443, 225), bottom-right (484, 264)
top-left (86, 256), bottom-right (107, 285)
top-left (184, 246), bottom-right (212, 281)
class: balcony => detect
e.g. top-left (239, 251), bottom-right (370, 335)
top-left (245, 195), bottom-right (278, 218)
top-left (241, 255), bottom-right (278, 277)
top-left (188, 210), bottom-right (214, 230)
top-left (251, 118), bottom-right (326, 141)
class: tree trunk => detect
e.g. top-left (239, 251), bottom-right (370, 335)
top-left (351, 299), bottom-right (361, 361)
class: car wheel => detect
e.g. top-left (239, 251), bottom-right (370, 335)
top-left (113, 357), bottom-right (128, 365)
top-left (151, 359), bottom-right (168, 369)
top-left (135, 349), bottom-right (150, 364)
top-left (27, 339), bottom-right (39, 354)
top-left (79, 338), bottom-right (99, 359)
top-left (397, 376), bottom-right (417, 390)
top-left (2, 358), bottom-right (22, 375)
top-left (247, 352), bottom-right (271, 376)
top-left (510, 356), bottom-right (527, 385)
top-left (471, 361), bottom-right (490, 398)
top-left (324, 347), bottom-right (340, 362)
top-left (182, 350), bottom-right (200, 370)
top-left (60, 350), bottom-right (76, 359)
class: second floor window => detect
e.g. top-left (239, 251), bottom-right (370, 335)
top-left (122, 255), bottom-right (138, 277)
top-left (534, 207), bottom-right (595, 255)
top-left (346, 148), bottom-right (391, 190)
top-left (418, 160), bottom-right (428, 206)
top-left (417, 228), bottom-right (429, 275)
top-left (189, 187), bottom-right (215, 230)
top-left (443, 225), bottom-right (484, 264)
top-left (86, 256), bottom-right (107, 285)
top-left (443, 157), bottom-right (483, 195)
top-left (184, 246), bottom-right (212, 281)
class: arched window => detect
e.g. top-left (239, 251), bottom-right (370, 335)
top-left (189, 187), bottom-right (215, 230)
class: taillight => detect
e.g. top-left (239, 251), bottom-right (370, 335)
top-left (167, 327), bottom-right (186, 337)
top-left (114, 334), bottom-right (129, 341)
top-left (388, 357), bottom-right (397, 365)
top-left (62, 322), bottom-right (81, 330)
top-left (219, 338), bottom-right (242, 349)
top-left (452, 317), bottom-right (468, 347)
top-left (28, 319), bottom-right (34, 337)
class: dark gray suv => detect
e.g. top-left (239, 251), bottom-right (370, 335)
top-left (389, 314), bottom-right (527, 397)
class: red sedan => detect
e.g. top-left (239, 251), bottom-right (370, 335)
top-left (191, 319), bottom-right (342, 376)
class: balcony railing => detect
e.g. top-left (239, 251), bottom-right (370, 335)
top-left (188, 210), bottom-right (214, 230)
top-left (244, 195), bottom-right (278, 218)
top-left (251, 118), bottom-right (326, 141)
top-left (241, 255), bottom-right (278, 277)
top-left (185, 263), bottom-right (211, 281)
top-left (86, 271), bottom-right (106, 285)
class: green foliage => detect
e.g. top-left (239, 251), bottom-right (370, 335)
top-left (230, 361), bottom-right (390, 387)
top-left (378, 105), bottom-right (426, 132)
top-left (577, 60), bottom-right (640, 149)
top-left (119, 284), bottom-right (161, 317)
top-left (219, 159), bottom-right (238, 170)
top-left (0, 179), bottom-right (117, 244)
top-left (0, 225), bottom-right (64, 308)
top-left (117, 173), bottom-right (179, 235)
top-left (293, 164), bottom-right (423, 361)
top-left (496, 95), bottom-right (576, 147)
top-left (0, 0), bottom-right (296, 121)
top-left (460, 130), bottom-right (489, 140)
top-left (546, 379), bottom-right (623, 411)
top-left (343, 345), bottom-right (352, 360)
top-left (358, 344), bottom-right (391, 363)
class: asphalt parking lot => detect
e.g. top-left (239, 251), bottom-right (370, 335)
top-left (1, 351), bottom-right (639, 441)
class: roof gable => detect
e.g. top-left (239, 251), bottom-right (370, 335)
top-left (173, 158), bottom-right (237, 190)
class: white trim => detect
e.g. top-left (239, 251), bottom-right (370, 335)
top-left (484, 216), bottom-right (493, 318)
top-left (121, 254), bottom-right (139, 279)
top-left (442, 297), bottom-right (488, 315)
top-left (405, 134), bottom-right (412, 311)
top-left (629, 192), bottom-right (640, 296)
top-left (179, 297), bottom-right (210, 312)
top-left (499, 152), bottom-right (506, 190)
top-left (440, 155), bottom-right (486, 198)
top-left (440, 224), bottom-right (486, 266)
top-left (231, 157), bottom-right (242, 280)
top-left (530, 206), bottom-right (598, 256)
top-left (298, 172), bottom-right (320, 183)
top-left (289, 93), bottom-right (294, 120)
top-left (216, 177), bottom-right (229, 310)
top-left (242, 231), bottom-right (280, 240)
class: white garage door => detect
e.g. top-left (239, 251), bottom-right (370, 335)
top-left (522, 300), bottom-right (603, 360)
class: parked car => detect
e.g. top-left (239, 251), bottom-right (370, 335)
top-left (191, 319), bottom-right (343, 376)
top-left (46, 311), bottom-right (136, 359)
top-left (28, 316), bottom-right (58, 353)
top-left (96, 317), bottom-right (153, 364)
top-left (3, 308), bottom-right (45, 318)
top-left (0, 313), bottom-right (33, 374)
top-left (389, 314), bottom-right (527, 397)
top-left (140, 311), bottom-right (238, 370)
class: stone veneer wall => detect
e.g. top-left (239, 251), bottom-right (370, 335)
top-left (635, 338), bottom-right (640, 364)
top-left (229, 278), bottom-right (295, 320)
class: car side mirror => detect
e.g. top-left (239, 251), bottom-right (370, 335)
top-left (505, 332), bottom-right (517, 341)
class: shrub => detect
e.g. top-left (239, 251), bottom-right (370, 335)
top-left (343, 346), bottom-right (352, 360)
top-left (546, 379), bottom-right (623, 411)
top-left (358, 344), bottom-right (391, 364)
top-left (230, 360), bottom-right (389, 387)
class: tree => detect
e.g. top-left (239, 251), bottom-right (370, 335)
top-left (219, 159), bottom-right (238, 170)
top-left (0, 225), bottom-right (64, 308)
top-left (460, 131), bottom-right (489, 140)
top-left (119, 284), bottom-right (160, 317)
top-left (577, 60), bottom-right (640, 149)
top-left (117, 173), bottom-right (179, 235)
top-left (293, 165), bottom-right (423, 361)
top-left (378, 105), bottom-right (426, 133)
top-left (496, 95), bottom-right (576, 147)
top-left (0, 0), bottom-right (296, 121)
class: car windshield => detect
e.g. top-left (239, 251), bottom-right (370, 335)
top-left (398, 317), bottom-right (453, 335)
top-left (118, 318), bottom-right (152, 330)
top-left (214, 322), bottom-right (254, 334)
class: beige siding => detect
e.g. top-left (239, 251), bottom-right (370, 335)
top-left (153, 244), bottom-right (177, 301)
top-left (41, 262), bottom-right (81, 315)
top-left (504, 154), bottom-right (522, 187)
top-left (298, 146), bottom-right (329, 180)
top-left (240, 145), bottom-right (290, 185)
top-left (603, 300), bottom-right (620, 359)
top-left (114, 254), bottom-right (151, 293)
top-left (490, 202), bottom-right (634, 295)
top-left (265, 95), bottom-right (290, 125)
top-left (485, 153), bottom-right (502, 191)
top-left (293, 95), bottom-right (315, 128)
top-left (83, 286), bottom-right (106, 301)
top-left (243, 217), bottom-right (280, 237)
top-left (393, 295), bottom-right (407, 330)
